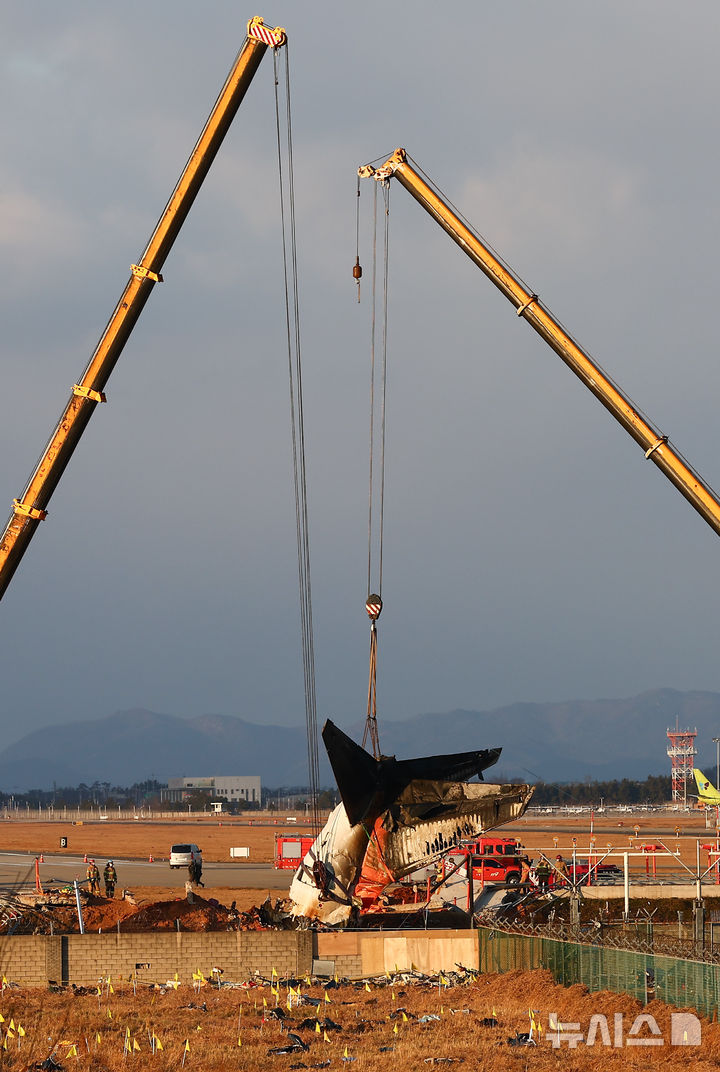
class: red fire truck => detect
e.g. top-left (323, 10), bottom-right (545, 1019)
top-left (274, 833), bottom-right (314, 870)
top-left (443, 837), bottom-right (529, 885)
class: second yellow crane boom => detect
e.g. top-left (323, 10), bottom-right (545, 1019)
top-left (359, 148), bottom-right (720, 540)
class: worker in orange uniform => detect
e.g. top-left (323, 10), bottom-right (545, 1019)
top-left (555, 855), bottom-right (570, 885)
top-left (86, 859), bottom-right (100, 895)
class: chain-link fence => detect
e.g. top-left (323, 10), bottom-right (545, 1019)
top-left (477, 922), bottom-right (720, 1017)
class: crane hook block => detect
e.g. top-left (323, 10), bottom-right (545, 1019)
top-left (366, 594), bottom-right (383, 621)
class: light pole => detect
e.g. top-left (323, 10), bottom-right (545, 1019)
top-left (713, 738), bottom-right (720, 789)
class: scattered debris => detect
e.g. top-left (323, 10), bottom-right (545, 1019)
top-left (506, 1032), bottom-right (536, 1047)
top-left (268, 1032), bottom-right (309, 1055)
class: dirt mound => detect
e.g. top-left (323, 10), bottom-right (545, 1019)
top-left (2, 890), bottom-right (289, 934)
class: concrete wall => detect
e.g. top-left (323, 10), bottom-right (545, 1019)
top-left (0, 936), bottom-right (62, 987)
top-left (0, 930), bottom-right (478, 987)
top-left (0, 932), bottom-right (312, 987)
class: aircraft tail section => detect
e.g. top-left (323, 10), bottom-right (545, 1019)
top-left (694, 769), bottom-right (720, 801)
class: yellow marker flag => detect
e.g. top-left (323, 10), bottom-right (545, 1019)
top-left (334, 974), bottom-right (339, 984)
top-left (440, 975), bottom-right (448, 986)
top-left (107, 1009), bottom-right (112, 1019)
top-left (238, 1037), bottom-right (242, 1048)
top-left (17, 1025), bottom-right (25, 1037)
top-left (262, 997), bottom-right (267, 1008)
top-left (175, 972), bottom-right (179, 981)
top-left (492, 1007), bottom-right (497, 1019)
top-left (272, 967), bottom-right (278, 978)
top-left (393, 1024), bottom-right (398, 1036)
top-left (133, 1038), bottom-right (140, 1052)
top-left (184, 1039), bottom-right (190, 1053)
top-left (66, 1045), bottom-right (77, 1058)
top-left (344, 1047), bottom-right (349, 1058)
top-left (109, 983), bottom-right (114, 994)
top-left (315, 1021), bottom-right (321, 1035)
top-left (323, 1031), bottom-right (330, 1043)
top-left (402, 1012), bottom-right (408, 1023)
top-left (96, 1033), bottom-right (101, 1045)
top-left (286, 998), bottom-right (292, 1012)
top-left (324, 991), bottom-right (331, 1004)
top-left (391, 991), bottom-right (396, 1002)
top-left (364, 983), bottom-right (371, 993)
top-left (153, 1036), bottom-right (163, 1052)
top-left (0, 1014), bottom-right (4, 1023)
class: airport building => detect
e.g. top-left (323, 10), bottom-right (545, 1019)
top-left (161, 775), bottom-right (261, 805)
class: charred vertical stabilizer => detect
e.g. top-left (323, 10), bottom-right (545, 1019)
top-left (322, 719), bottom-right (501, 827)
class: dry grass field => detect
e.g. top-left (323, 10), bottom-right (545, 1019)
top-left (0, 969), bottom-right (713, 1071)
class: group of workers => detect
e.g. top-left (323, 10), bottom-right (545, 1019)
top-left (86, 856), bottom-right (205, 897)
top-left (520, 853), bottom-right (570, 891)
top-left (85, 859), bottom-right (117, 898)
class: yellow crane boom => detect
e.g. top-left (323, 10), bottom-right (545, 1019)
top-left (0, 16), bottom-right (286, 600)
top-left (359, 148), bottom-right (720, 539)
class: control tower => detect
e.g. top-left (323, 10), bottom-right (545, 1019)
top-left (666, 722), bottom-right (697, 805)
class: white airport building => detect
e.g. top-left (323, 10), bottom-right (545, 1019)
top-left (161, 775), bottom-right (261, 805)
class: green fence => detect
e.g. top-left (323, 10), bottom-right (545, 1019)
top-left (477, 927), bottom-right (720, 1018)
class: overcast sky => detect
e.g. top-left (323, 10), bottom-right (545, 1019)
top-left (3, 2), bottom-right (720, 766)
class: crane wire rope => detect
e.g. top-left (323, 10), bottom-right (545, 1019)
top-left (273, 46), bottom-right (321, 835)
top-left (362, 179), bottom-right (390, 758)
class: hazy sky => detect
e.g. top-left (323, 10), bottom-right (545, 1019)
top-left (3, 3), bottom-right (720, 762)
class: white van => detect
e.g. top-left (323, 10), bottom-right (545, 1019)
top-left (169, 843), bottom-right (202, 869)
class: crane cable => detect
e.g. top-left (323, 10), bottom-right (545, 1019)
top-left (361, 178), bottom-right (391, 759)
top-left (273, 47), bottom-right (321, 835)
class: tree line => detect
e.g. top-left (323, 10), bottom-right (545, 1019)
top-left (531, 773), bottom-right (673, 806)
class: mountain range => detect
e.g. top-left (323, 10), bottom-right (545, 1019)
top-left (0, 688), bottom-right (718, 792)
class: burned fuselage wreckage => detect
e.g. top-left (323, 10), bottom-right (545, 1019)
top-left (289, 721), bottom-right (533, 925)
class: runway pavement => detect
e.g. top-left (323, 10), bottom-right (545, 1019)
top-left (0, 852), bottom-right (289, 894)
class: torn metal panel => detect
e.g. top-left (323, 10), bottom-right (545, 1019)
top-left (376, 781), bottom-right (534, 878)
